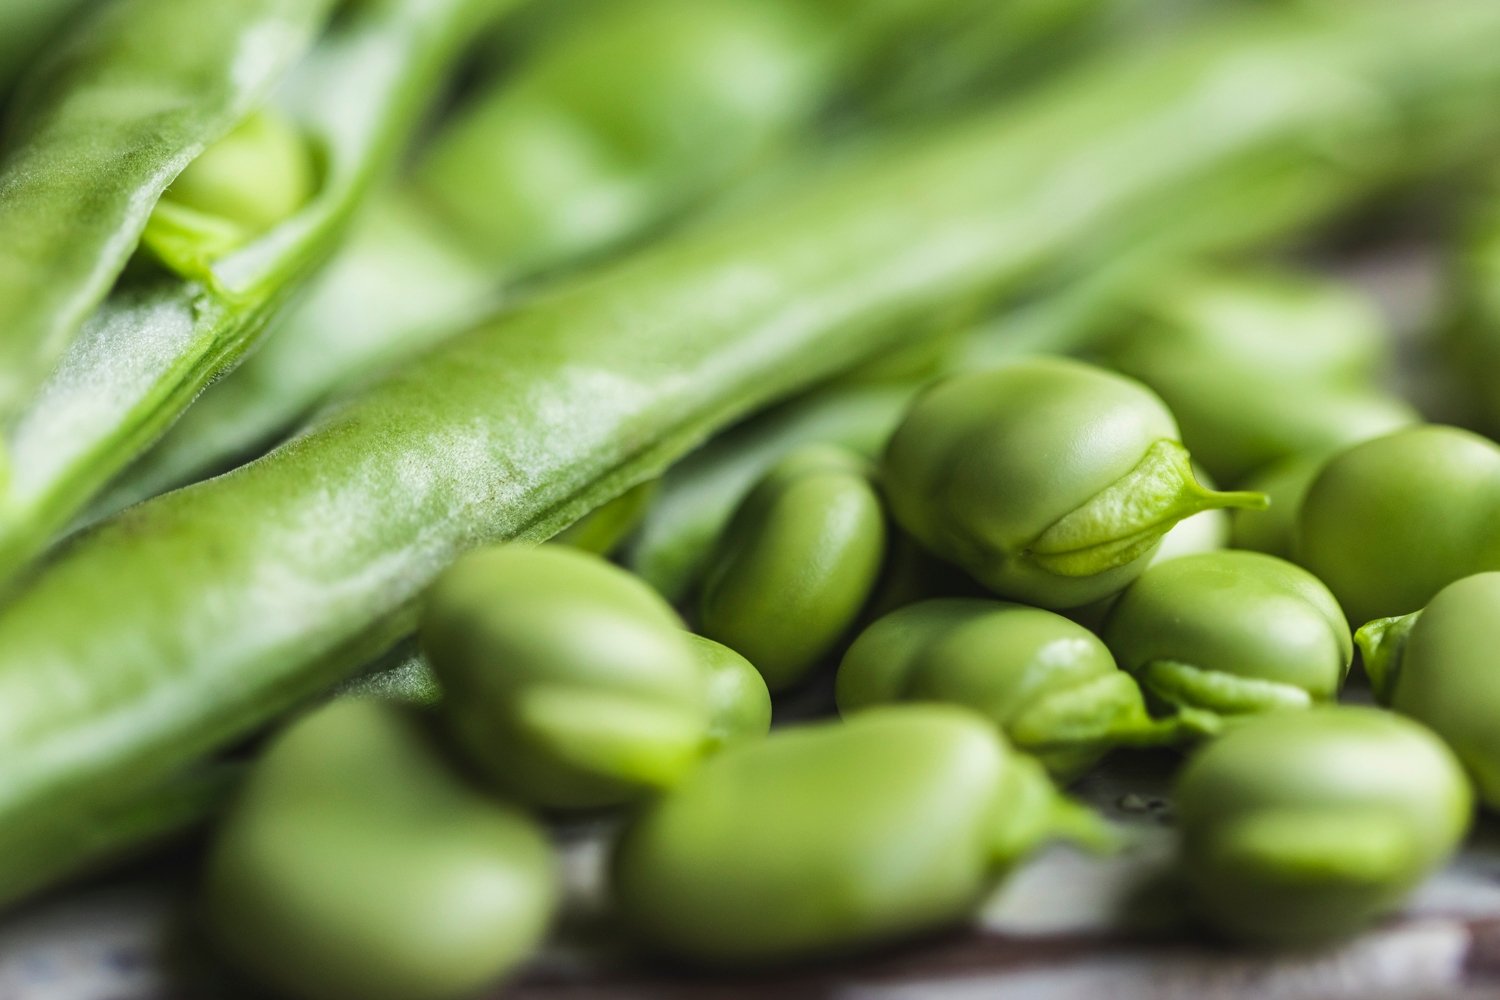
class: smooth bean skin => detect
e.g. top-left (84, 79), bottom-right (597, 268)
top-left (698, 445), bottom-right (886, 692)
top-left (421, 545), bottom-right (711, 810)
top-left (1175, 706), bottom-right (1471, 947)
top-left (611, 705), bottom-right (1071, 967)
top-left (1358, 572), bottom-right (1500, 808)
top-left (1229, 453), bottom-right (1324, 560)
top-left (689, 634), bottom-right (774, 750)
top-left (1102, 551), bottom-right (1349, 726)
top-left (882, 357), bottom-right (1264, 609)
top-left (1297, 425), bottom-right (1500, 624)
top-left (203, 699), bottom-right (557, 1000)
top-left (837, 598), bottom-right (1159, 780)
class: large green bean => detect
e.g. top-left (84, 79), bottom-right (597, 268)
top-left (3, 1), bottom-right (1500, 909)
top-left (0, 0), bottom-right (507, 580)
top-left (0, 0), bottom-right (334, 424)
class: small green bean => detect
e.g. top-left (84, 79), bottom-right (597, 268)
top-left (203, 699), bottom-right (557, 1000)
top-left (1358, 572), bottom-right (1500, 809)
top-left (1102, 551), bottom-right (1350, 728)
top-left (1175, 706), bottom-right (1471, 947)
top-left (837, 598), bottom-right (1192, 781)
top-left (1297, 425), bottom-right (1500, 623)
top-left (421, 545), bottom-right (712, 810)
top-left (698, 444), bottom-right (886, 692)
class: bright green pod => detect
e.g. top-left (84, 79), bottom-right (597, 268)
top-left (698, 445), bottom-right (887, 692)
top-left (1358, 572), bottom-right (1500, 809)
top-left (1175, 706), bottom-right (1471, 947)
top-left (421, 545), bottom-right (711, 810)
top-left (203, 699), bottom-right (558, 1000)
top-left (1101, 268), bottom-right (1391, 386)
top-left (836, 598), bottom-right (1190, 781)
top-left (1228, 452), bottom-right (1325, 560)
top-left (611, 705), bottom-right (1109, 968)
top-left (1089, 269), bottom-right (1414, 483)
top-left (1297, 425), bottom-right (1500, 624)
top-left (881, 357), bottom-right (1265, 609)
top-left (1102, 551), bottom-right (1350, 729)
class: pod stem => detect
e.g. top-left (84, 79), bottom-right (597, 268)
top-left (1028, 441), bottom-right (1268, 578)
top-left (1354, 611), bottom-right (1420, 702)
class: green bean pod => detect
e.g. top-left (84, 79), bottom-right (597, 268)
top-left (837, 598), bottom-right (1194, 781)
top-left (0, 0), bottom-right (94, 98)
top-left (108, 0), bottom-right (1109, 515)
top-left (1357, 572), bottom-right (1500, 809)
top-left (882, 357), bottom-right (1267, 609)
top-left (611, 705), bottom-right (1111, 968)
top-left (1297, 425), bottom-right (1500, 623)
top-left (1175, 706), bottom-right (1471, 947)
top-left (698, 445), bottom-right (886, 692)
top-left (422, 545), bottom-right (719, 810)
top-left (0, 0), bottom-right (334, 425)
top-left (203, 699), bottom-right (558, 1000)
top-left (5, 0), bottom-right (1500, 906)
top-left (1088, 269), bottom-right (1413, 483)
top-left (0, 0), bottom-right (509, 579)
top-left (1102, 551), bottom-right (1351, 728)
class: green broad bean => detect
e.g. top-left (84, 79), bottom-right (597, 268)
top-left (1175, 706), bottom-right (1471, 947)
top-left (611, 705), bottom-right (1109, 967)
top-left (1358, 572), bottom-right (1500, 809)
top-left (421, 545), bottom-right (712, 810)
top-left (837, 598), bottom-right (1187, 781)
top-left (1297, 425), bottom-right (1500, 623)
top-left (6, 0), bottom-right (1500, 906)
top-left (203, 699), bottom-right (557, 1000)
top-left (698, 445), bottom-right (886, 692)
top-left (1228, 453), bottom-right (1325, 560)
top-left (1102, 551), bottom-right (1350, 728)
top-left (140, 110), bottom-right (318, 279)
top-left (690, 634), bottom-right (774, 750)
top-left (882, 357), bottom-right (1265, 609)
top-left (629, 380), bottom-right (916, 604)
